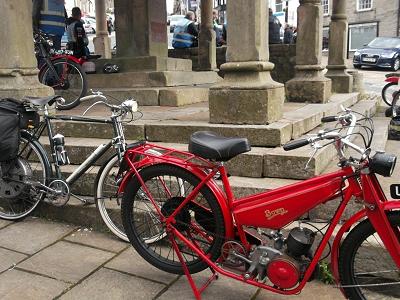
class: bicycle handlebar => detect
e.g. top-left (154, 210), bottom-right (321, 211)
top-left (283, 139), bottom-right (310, 151)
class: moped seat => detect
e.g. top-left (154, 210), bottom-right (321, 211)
top-left (189, 131), bottom-right (251, 162)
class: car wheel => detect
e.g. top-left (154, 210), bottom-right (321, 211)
top-left (353, 64), bottom-right (361, 69)
top-left (392, 58), bottom-right (400, 71)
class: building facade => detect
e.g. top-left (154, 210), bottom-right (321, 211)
top-left (322, 0), bottom-right (400, 53)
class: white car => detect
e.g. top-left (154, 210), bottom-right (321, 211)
top-left (82, 17), bottom-right (96, 34)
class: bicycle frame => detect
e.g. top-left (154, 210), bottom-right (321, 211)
top-left (121, 142), bottom-right (400, 298)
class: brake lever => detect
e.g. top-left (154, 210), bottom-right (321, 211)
top-left (305, 142), bottom-right (322, 170)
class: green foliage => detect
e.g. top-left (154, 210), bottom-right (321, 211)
top-left (319, 262), bottom-right (335, 285)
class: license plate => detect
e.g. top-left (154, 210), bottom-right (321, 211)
top-left (362, 57), bottom-right (376, 62)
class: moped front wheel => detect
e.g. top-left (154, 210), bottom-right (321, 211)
top-left (382, 82), bottom-right (399, 106)
top-left (121, 164), bottom-right (226, 275)
top-left (339, 211), bottom-right (400, 300)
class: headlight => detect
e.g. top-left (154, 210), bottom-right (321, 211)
top-left (354, 51), bottom-right (360, 56)
top-left (381, 52), bottom-right (396, 58)
top-left (122, 100), bottom-right (138, 113)
top-left (369, 152), bottom-right (397, 177)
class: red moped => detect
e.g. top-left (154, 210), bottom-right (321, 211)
top-left (120, 109), bottom-right (400, 300)
top-left (382, 73), bottom-right (400, 107)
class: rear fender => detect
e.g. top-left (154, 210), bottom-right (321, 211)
top-left (119, 159), bottom-right (235, 239)
top-left (385, 77), bottom-right (400, 83)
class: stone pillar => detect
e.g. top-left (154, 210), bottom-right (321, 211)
top-left (0, 0), bottom-right (52, 99)
top-left (198, 0), bottom-right (216, 71)
top-left (115, 0), bottom-right (167, 58)
top-left (93, 0), bottom-right (112, 59)
top-left (325, 0), bottom-right (353, 93)
top-left (286, 0), bottom-right (331, 103)
top-left (209, 0), bottom-right (284, 125)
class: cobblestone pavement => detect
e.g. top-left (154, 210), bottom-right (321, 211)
top-left (0, 217), bottom-right (346, 300)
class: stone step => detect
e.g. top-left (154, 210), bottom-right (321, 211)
top-left (48, 92), bottom-right (360, 148)
top-left (87, 71), bottom-right (221, 88)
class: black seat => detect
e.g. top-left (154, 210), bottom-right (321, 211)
top-left (189, 131), bottom-right (251, 162)
top-left (22, 95), bottom-right (62, 106)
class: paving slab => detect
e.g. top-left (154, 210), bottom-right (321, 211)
top-left (0, 269), bottom-right (69, 300)
top-left (18, 241), bottom-right (114, 283)
top-left (0, 218), bottom-right (75, 254)
top-left (0, 219), bottom-right (11, 229)
top-left (256, 281), bottom-right (345, 300)
top-left (0, 248), bottom-right (27, 272)
top-left (60, 268), bottom-right (164, 300)
top-left (158, 270), bottom-right (258, 300)
top-left (64, 230), bottom-right (128, 253)
top-left (105, 247), bottom-right (178, 285)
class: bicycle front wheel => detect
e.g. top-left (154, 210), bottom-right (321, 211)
top-left (39, 58), bottom-right (87, 110)
top-left (339, 212), bottom-right (400, 300)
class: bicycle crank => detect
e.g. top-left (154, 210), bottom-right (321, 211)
top-left (44, 180), bottom-right (70, 207)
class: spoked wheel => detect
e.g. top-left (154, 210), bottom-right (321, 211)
top-left (382, 82), bottom-right (399, 106)
top-left (39, 58), bottom-right (87, 110)
top-left (0, 133), bottom-right (50, 220)
top-left (95, 149), bottom-right (165, 242)
top-left (122, 164), bottom-right (225, 274)
top-left (339, 212), bottom-right (400, 300)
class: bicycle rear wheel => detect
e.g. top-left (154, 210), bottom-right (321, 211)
top-left (121, 164), bottom-right (225, 275)
top-left (39, 58), bottom-right (87, 110)
top-left (0, 132), bottom-right (50, 220)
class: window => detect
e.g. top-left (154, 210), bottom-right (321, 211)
top-left (321, 0), bottom-right (329, 15)
top-left (322, 27), bottom-right (329, 50)
top-left (357, 0), bottom-right (373, 11)
top-left (276, 0), bottom-right (283, 12)
top-left (349, 23), bottom-right (377, 51)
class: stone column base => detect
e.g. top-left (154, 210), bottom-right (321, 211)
top-left (209, 86), bottom-right (285, 124)
top-left (347, 70), bottom-right (365, 93)
top-left (286, 77), bottom-right (332, 103)
top-left (0, 72), bottom-right (53, 99)
top-left (326, 72), bottom-right (353, 93)
top-left (93, 35), bottom-right (112, 59)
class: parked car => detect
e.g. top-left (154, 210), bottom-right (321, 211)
top-left (353, 37), bottom-right (400, 71)
top-left (82, 17), bottom-right (96, 34)
top-left (168, 15), bottom-right (185, 33)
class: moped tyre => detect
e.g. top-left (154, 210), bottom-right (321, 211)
top-left (121, 163), bottom-right (225, 275)
top-left (382, 82), bottom-right (399, 106)
top-left (339, 211), bottom-right (400, 300)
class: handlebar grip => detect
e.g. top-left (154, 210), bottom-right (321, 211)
top-left (321, 116), bottom-right (338, 123)
top-left (283, 139), bottom-right (310, 151)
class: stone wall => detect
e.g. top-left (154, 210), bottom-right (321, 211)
top-left (168, 44), bottom-right (296, 84)
top-left (323, 0), bottom-right (399, 37)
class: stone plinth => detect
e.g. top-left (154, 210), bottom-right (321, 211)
top-left (209, 0), bottom-right (284, 124)
top-left (286, 0), bottom-right (331, 103)
top-left (0, 1), bottom-right (52, 98)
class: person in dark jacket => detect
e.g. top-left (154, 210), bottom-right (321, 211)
top-left (66, 7), bottom-right (89, 58)
top-left (172, 11), bottom-right (199, 48)
top-left (269, 8), bottom-right (281, 44)
top-left (32, 0), bottom-right (67, 50)
top-left (283, 24), bottom-right (294, 44)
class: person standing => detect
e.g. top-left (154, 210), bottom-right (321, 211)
top-left (172, 11), bottom-right (199, 48)
top-left (32, 0), bottom-right (66, 50)
top-left (268, 8), bottom-right (281, 44)
top-left (283, 24), bottom-right (293, 44)
top-left (66, 7), bottom-right (89, 58)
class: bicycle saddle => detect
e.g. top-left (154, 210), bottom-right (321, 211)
top-left (189, 131), bottom-right (251, 162)
top-left (22, 95), bottom-right (62, 106)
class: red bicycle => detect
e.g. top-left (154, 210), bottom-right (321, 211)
top-left (34, 31), bottom-right (87, 110)
top-left (120, 109), bottom-right (399, 300)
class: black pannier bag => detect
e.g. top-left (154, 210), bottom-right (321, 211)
top-left (0, 98), bottom-right (40, 162)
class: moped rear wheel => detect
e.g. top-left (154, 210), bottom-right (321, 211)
top-left (339, 212), bottom-right (400, 300)
top-left (121, 164), bottom-right (225, 275)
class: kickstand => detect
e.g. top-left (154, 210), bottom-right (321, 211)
top-left (169, 235), bottom-right (218, 300)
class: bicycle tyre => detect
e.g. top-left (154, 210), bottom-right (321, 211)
top-left (121, 163), bottom-right (225, 275)
top-left (0, 131), bottom-right (51, 220)
top-left (95, 149), bottom-right (165, 242)
top-left (39, 58), bottom-right (87, 110)
top-left (339, 211), bottom-right (400, 300)
top-left (381, 82), bottom-right (398, 106)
